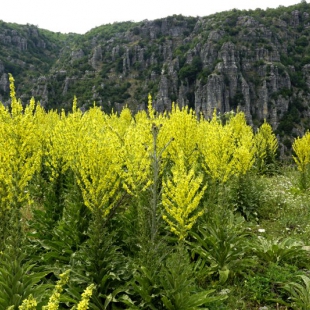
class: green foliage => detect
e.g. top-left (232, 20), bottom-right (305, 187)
top-left (129, 242), bottom-right (168, 309)
top-left (283, 275), bottom-right (310, 309)
top-left (230, 90), bottom-right (245, 108)
top-left (28, 170), bottom-right (90, 269)
top-left (277, 106), bottom-right (301, 136)
top-left (129, 245), bottom-right (225, 309)
top-left (130, 265), bottom-right (162, 309)
top-left (197, 67), bottom-right (212, 84)
top-left (290, 71), bottom-right (308, 89)
top-left (244, 263), bottom-right (300, 305)
top-left (159, 246), bottom-right (225, 309)
top-left (68, 222), bottom-right (128, 309)
top-left (189, 211), bottom-right (255, 284)
top-left (86, 21), bottom-right (138, 40)
top-left (0, 200), bottom-right (26, 252)
top-left (296, 35), bottom-right (309, 47)
top-left (252, 237), bottom-right (310, 267)
top-left (228, 173), bottom-right (264, 220)
top-left (0, 249), bottom-right (50, 309)
top-left (270, 87), bottom-right (292, 100)
top-left (179, 56), bottom-right (202, 84)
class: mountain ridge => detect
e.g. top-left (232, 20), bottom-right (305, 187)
top-left (0, 2), bottom-right (310, 154)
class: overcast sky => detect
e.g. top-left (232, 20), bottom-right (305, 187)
top-left (1, 0), bottom-right (305, 34)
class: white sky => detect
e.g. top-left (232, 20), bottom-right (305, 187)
top-left (1, 0), bottom-right (305, 34)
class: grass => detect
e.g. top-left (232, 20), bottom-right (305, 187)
top-left (258, 168), bottom-right (310, 242)
top-left (217, 166), bottom-right (310, 309)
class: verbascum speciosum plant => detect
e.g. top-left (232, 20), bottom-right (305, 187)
top-left (293, 131), bottom-right (310, 189)
top-left (74, 106), bottom-right (123, 217)
top-left (228, 111), bottom-right (255, 176)
top-left (0, 74), bottom-right (42, 210)
top-left (198, 111), bottom-right (236, 183)
top-left (254, 120), bottom-right (278, 173)
top-left (75, 284), bottom-right (95, 310)
top-left (18, 279), bottom-right (95, 310)
top-left (42, 270), bottom-right (70, 310)
top-left (19, 295), bottom-right (37, 310)
top-left (46, 96), bottom-right (82, 182)
top-left (198, 110), bottom-right (255, 183)
top-left (162, 154), bottom-right (207, 240)
top-left (157, 104), bottom-right (200, 171)
top-left (120, 109), bottom-right (153, 196)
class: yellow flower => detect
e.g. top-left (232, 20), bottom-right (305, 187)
top-left (293, 131), bottom-right (310, 172)
top-left (158, 104), bottom-right (199, 170)
top-left (43, 270), bottom-right (70, 310)
top-left (162, 154), bottom-right (206, 240)
top-left (19, 294), bottom-right (37, 310)
top-left (76, 284), bottom-right (95, 310)
top-left (198, 110), bottom-right (255, 183)
top-left (254, 120), bottom-right (278, 172)
top-left (0, 76), bottom-right (43, 210)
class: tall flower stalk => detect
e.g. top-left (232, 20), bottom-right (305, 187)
top-left (162, 154), bottom-right (207, 240)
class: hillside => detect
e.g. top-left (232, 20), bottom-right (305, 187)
top-left (1, 2), bottom-right (310, 153)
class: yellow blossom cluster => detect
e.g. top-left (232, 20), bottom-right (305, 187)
top-left (19, 294), bottom-right (37, 310)
top-left (76, 284), bottom-right (95, 310)
top-left (0, 79), bottom-right (279, 235)
top-left (42, 270), bottom-right (70, 310)
top-left (293, 131), bottom-right (310, 172)
top-left (158, 104), bottom-right (199, 169)
top-left (18, 271), bottom-right (94, 310)
top-left (254, 120), bottom-right (278, 171)
top-left (0, 75), bottom-right (43, 210)
top-left (119, 110), bottom-right (153, 196)
top-left (162, 154), bottom-right (207, 240)
top-left (198, 111), bottom-right (255, 183)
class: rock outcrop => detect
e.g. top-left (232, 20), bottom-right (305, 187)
top-left (1, 3), bottom-right (310, 147)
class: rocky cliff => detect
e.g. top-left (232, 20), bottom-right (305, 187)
top-left (1, 2), bottom-right (310, 153)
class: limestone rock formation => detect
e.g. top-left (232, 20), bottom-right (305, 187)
top-left (1, 3), bottom-right (310, 148)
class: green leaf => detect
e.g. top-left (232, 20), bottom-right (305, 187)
top-left (161, 295), bottom-right (175, 310)
top-left (219, 269), bottom-right (230, 284)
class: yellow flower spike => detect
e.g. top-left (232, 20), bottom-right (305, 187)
top-left (147, 93), bottom-right (155, 119)
top-left (72, 96), bottom-right (78, 113)
top-left (293, 132), bottom-right (310, 172)
top-left (198, 111), bottom-right (255, 183)
top-left (43, 270), bottom-right (70, 310)
top-left (293, 131), bottom-right (310, 189)
top-left (118, 110), bottom-right (153, 196)
top-left (65, 106), bottom-right (125, 216)
top-left (0, 80), bottom-right (44, 210)
top-left (76, 284), bottom-right (95, 310)
top-left (162, 155), bottom-right (206, 240)
top-left (157, 105), bottom-right (199, 171)
top-left (19, 294), bottom-right (37, 310)
top-left (8, 74), bottom-right (23, 118)
top-left (9, 73), bottom-right (16, 98)
top-left (254, 120), bottom-right (278, 172)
